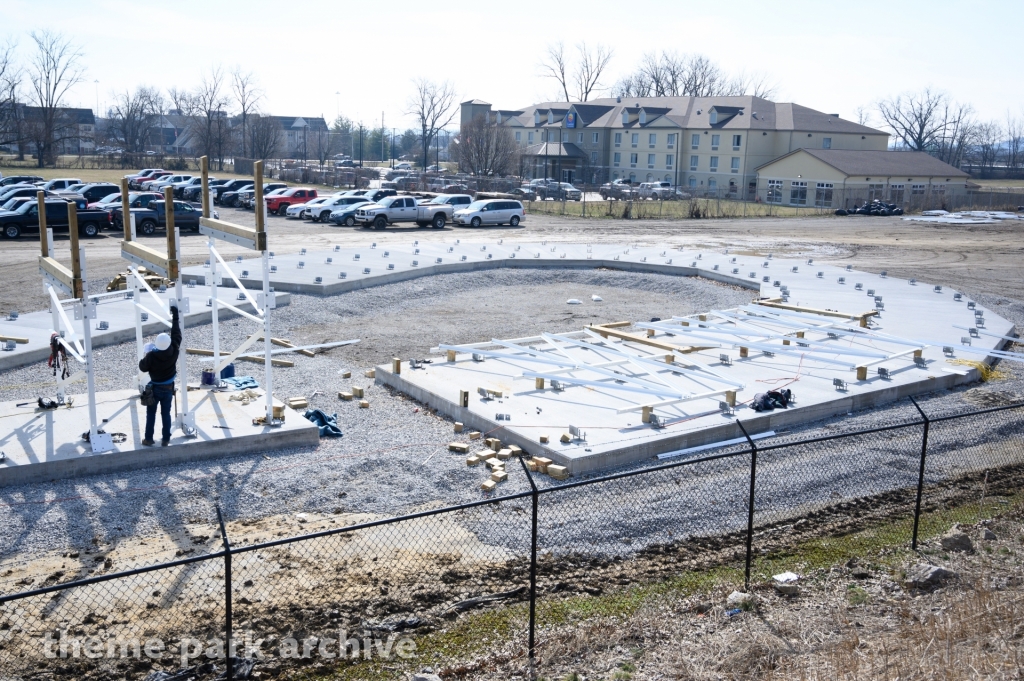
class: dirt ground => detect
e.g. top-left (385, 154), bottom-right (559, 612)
top-left (3, 207), bottom-right (1023, 315)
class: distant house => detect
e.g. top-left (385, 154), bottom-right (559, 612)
top-left (267, 116), bottom-right (329, 158)
top-left (19, 105), bottom-right (96, 156)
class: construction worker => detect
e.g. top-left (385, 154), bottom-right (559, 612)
top-left (139, 300), bottom-right (180, 446)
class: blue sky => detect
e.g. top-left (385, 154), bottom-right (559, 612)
top-left (5, 0), bottom-right (1022, 131)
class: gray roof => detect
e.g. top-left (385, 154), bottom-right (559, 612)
top-left (495, 96), bottom-right (886, 136)
top-left (521, 142), bottom-right (589, 159)
top-left (759, 149), bottom-right (969, 178)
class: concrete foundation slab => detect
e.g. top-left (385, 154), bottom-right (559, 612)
top-left (0, 388), bottom-right (319, 487)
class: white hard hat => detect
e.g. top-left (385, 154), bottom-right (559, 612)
top-left (155, 333), bottom-right (171, 351)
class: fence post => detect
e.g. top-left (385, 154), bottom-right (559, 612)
top-left (737, 420), bottom-right (758, 591)
top-left (518, 456), bottom-right (540, 679)
top-left (909, 396), bottom-right (930, 549)
top-left (216, 505), bottom-right (234, 681)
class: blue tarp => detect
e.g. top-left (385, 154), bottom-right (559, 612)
top-left (222, 376), bottom-right (259, 390)
top-left (303, 408), bottom-right (343, 437)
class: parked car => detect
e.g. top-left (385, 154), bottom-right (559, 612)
top-left (172, 176), bottom-right (210, 198)
top-left (147, 173), bottom-right (193, 192)
top-left (131, 170), bottom-right (172, 190)
top-left (0, 186), bottom-right (56, 203)
top-left (509, 186), bottom-right (537, 201)
top-left (599, 179), bottom-right (639, 200)
top-left (395, 162), bottom-right (412, 170)
top-left (125, 168), bottom-right (163, 187)
top-left (330, 201), bottom-right (373, 226)
top-left (395, 176), bottom-right (419, 191)
top-left (0, 175), bottom-right (43, 187)
top-left (67, 182), bottom-right (121, 204)
top-left (182, 177), bottom-right (227, 202)
top-left (538, 183), bottom-right (582, 201)
top-left (264, 187), bottom-right (317, 215)
top-left (104, 192), bottom-right (165, 229)
top-left (309, 195), bottom-right (378, 222)
top-left (637, 181), bottom-right (687, 200)
top-left (356, 194), bottom-right (471, 229)
top-left (40, 178), bottom-right (83, 192)
top-left (0, 199), bottom-right (110, 239)
top-left (0, 196), bottom-right (34, 213)
top-left (453, 199), bottom-right (525, 227)
top-left (138, 172), bottom-right (174, 191)
top-left (113, 200), bottom-right (217, 236)
top-left (219, 184), bottom-right (253, 208)
top-left (239, 184), bottom-right (288, 209)
top-left (286, 196), bottom-right (331, 219)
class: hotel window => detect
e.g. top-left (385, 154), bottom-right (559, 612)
top-left (666, 154), bottom-right (674, 169)
top-left (629, 153), bottom-right (638, 167)
top-left (688, 177), bottom-right (697, 188)
top-left (814, 182), bottom-right (834, 207)
top-left (667, 133), bottom-right (676, 148)
top-left (711, 134), bottom-right (720, 150)
top-left (528, 132), bottom-right (534, 144)
top-left (730, 157), bottom-right (740, 173)
top-left (708, 178), bottom-right (717, 190)
top-left (631, 133), bottom-right (639, 147)
top-left (822, 137), bottom-right (832, 149)
top-left (767, 179), bottom-right (783, 203)
top-left (649, 133), bottom-right (657, 148)
top-left (591, 151), bottom-right (598, 163)
top-left (577, 132), bottom-right (584, 144)
top-left (690, 155), bottom-right (698, 171)
top-left (647, 153), bottom-right (655, 168)
top-left (592, 132), bottom-right (599, 144)
top-left (732, 134), bottom-right (742, 150)
top-left (789, 181), bottom-right (808, 206)
top-left (515, 131), bottom-right (521, 142)
top-left (614, 132), bottom-right (622, 147)
top-left (709, 156), bottom-right (719, 172)
top-left (613, 152), bottom-right (621, 166)
top-left (562, 131), bottom-right (569, 143)
top-left (540, 131), bottom-right (547, 142)
top-left (691, 133), bottom-right (700, 149)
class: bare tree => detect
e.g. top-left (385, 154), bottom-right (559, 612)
top-left (614, 52), bottom-right (772, 99)
top-left (722, 71), bottom-right (777, 99)
top-left (231, 68), bottom-right (262, 159)
top-left (406, 78), bottom-right (458, 170)
top-left (933, 100), bottom-right (977, 168)
top-left (247, 113), bottom-right (280, 161)
top-left (0, 39), bottom-right (23, 150)
top-left (24, 31), bottom-right (84, 167)
top-left (970, 121), bottom-right (1002, 176)
top-left (855, 106), bottom-right (871, 126)
top-left (107, 86), bottom-right (163, 153)
top-left (877, 89), bottom-right (947, 151)
top-left (455, 114), bottom-right (520, 176)
top-left (312, 124), bottom-right (339, 169)
top-left (173, 68), bottom-right (232, 169)
top-left (1004, 112), bottom-right (1023, 178)
top-left (540, 42), bottom-right (614, 102)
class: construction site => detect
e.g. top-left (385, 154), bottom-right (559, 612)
top-left (0, 162), bottom-right (1022, 680)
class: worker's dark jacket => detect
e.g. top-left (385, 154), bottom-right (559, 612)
top-left (139, 307), bottom-right (181, 384)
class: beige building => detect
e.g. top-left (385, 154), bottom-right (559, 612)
top-left (754, 149), bottom-right (969, 209)
top-left (461, 96), bottom-right (888, 197)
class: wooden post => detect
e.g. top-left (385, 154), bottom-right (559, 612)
top-left (37, 191), bottom-right (48, 258)
top-left (120, 178), bottom-right (132, 241)
top-left (67, 202), bottom-right (83, 299)
top-left (446, 350), bottom-right (456, 362)
top-left (165, 187), bottom-right (176, 259)
top-left (200, 156), bottom-right (210, 219)
top-left (646, 328), bottom-right (655, 338)
top-left (913, 349), bottom-right (922, 359)
top-left (392, 358), bottom-right (401, 374)
top-left (698, 314), bottom-right (707, 321)
top-left (739, 346), bottom-right (748, 358)
top-left (535, 377), bottom-right (545, 390)
top-left (783, 338), bottom-right (791, 345)
top-left (642, 406), bottom-right (652, 423)
top-left (856, 366), bottom-right (867, 381)
top-left (796, 331), bottom-right (805, 339)
top-left (254, 160), bottom-right (265, 237)
top-left (459, 390), bottom-right (469, 408)
top-left (859, 315), bottom-right (869, 328)
top-left (725, 390), bottom-right (737, 406)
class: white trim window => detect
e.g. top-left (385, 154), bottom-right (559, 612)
top-left (667, 133), bottom-right (676, 149)
top-left (515, 131), bottom-right (521, 142)
top-left (647, 153), bottom-right (655, 168)
top-left (708, 178), bottom-right (717, 190)
top-left (730, 157), bottom-right (740, 173)
top-left (789, 181), bottom-right (808, 206)
top-left (711, 134), bottom-right (720, 150)
top-left (814, 182), bottom-right (834, 207)
top-left (577, 132), bottom-right (584, 144)
top-left (649, 133), bottom-right (657, 148)
top-left (591, 150), bottom-right (598, 163)
top-left (709, 156), bottom-right (719, 173)
top-left (613, 152), bottom-right (621, 167)
top-left (889, 184), bottom-right (905, 203)
top-left (666, 154), bottom-right (674, 169)
top-left (592, 132), bottom-right (600, 144)
top-left (631, 133), bottom-right (639, 147)
top-left (528, 132), bottom-right (534, 144)
top-left (732, 134), bottom-right (742, 150)
top-left (614, 132), bottom-right (622, 147)
top-left (767, 179), bottom-right (783, 204)
top-left (688, 177), bottom-right (697, 188)
top-left (822, 137), bottom-right (832, 149)
top-left (630, 153), bottom-right (638, 168)
top-left (562, 131), bottom-right (569, 143)
top-left (691, 133), bottom-right (700, 150)
top-left (868, 183), bottom-right (884, 201)
top-left (911, 184), bottom-right (926, 195)
top-left (932, 184), bottom-right (945, 195)
top-left (690, 155), bottom-right (698, 171)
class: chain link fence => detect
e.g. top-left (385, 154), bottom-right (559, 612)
top-left (0, 399), bottom-right (1021, 679)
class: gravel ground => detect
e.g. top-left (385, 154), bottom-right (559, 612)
top-left (0, 219), bottom-right (1022, 585)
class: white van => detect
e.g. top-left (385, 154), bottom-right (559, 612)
top-left (453, 199), bottom-right (525, 227)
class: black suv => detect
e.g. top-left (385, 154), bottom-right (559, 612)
top-left (212, 179), bottom-right (253, 203)
top-left (0, 199), bottom-right (108, 239)
top-left (0, 175), bottom-right (43, 187)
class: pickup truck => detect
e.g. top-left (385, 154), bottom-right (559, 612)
top-left (265, 187), bottom-right (317, 215)
top-left (237, 183), bottom-right (287, 209)
top-left (212, 179), bottom-right (254, 204)
top-left (112, 200), bottom-right (216, 236)
top-left (0, 199), bottom-right (109, 239)
top-left (355, 193), bottom-right (471, 229)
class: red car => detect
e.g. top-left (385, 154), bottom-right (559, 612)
top-left (264, 187), bottom-right (317, 215)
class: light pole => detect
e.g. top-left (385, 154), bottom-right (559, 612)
top-left (94, 79), bottom-right (99, 115)
top-left (391, 128), bottom-right (395, 168)
top-left (335, 91), bottom-right (340, 119)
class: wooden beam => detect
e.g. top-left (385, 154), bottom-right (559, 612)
top-left (258, 336), bottom-right (315, 357)
top-left (37, 191), bottom-right (48, 258)
top-left (754, 300), bottom-right (878, 327)
top-left (0, 334), bottom-right (29, 344)
top-left (199, 216), bottom-right (266, 251)
top-left (598, 321), bottom-right (633, 329)
top-left (39, 256), bottom-right (75, 292)
top-left (120, 177), bottom-right (131, 241)
top-left (200, 156), bottom-right (210, 219)
top-left (185, 347), bottom-right (295, 367)
top-left (67, 202), bottom-right (82, 297)
top-left (589, 323), bottom-right (708, 354)
top-left (121, 240), bottom-right (176, 279)
top-left (164, 186), bottom-right (177, 265)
